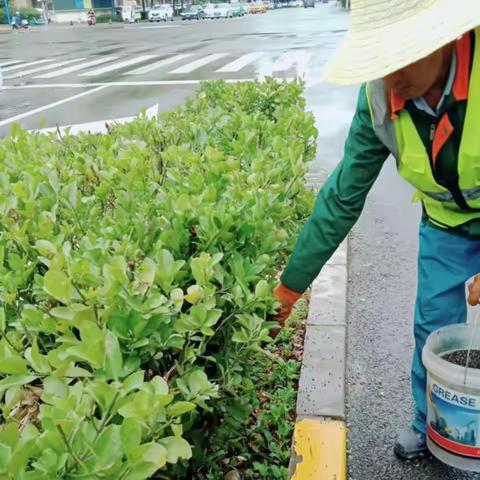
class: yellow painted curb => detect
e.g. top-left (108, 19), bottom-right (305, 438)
top-left (289, 418), bottom-right (347, 480)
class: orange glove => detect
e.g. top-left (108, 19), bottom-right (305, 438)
top-left (468, 274), bottom-right (480, 306)
top-left (269, 283), bottom-right (302, 338)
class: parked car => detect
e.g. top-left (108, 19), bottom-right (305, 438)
top-left (217, 3), bottom-right (233, 17)
top-left (148, 4), bottom-right (174, 21)
top-left (303, 0), bottom-right (315, 7)
top-left (249, 2), bottom-right (267, 13)
top-left (239, 2), bottom-right (249, 13)
top-left (230, 3), bottom-right (245, 16)
top-left (203, 3), bottom-right (221, 18)
top-left (181, 4), bottom-right (204, 19)
top-left (266, 1), bottom-right (275, 8)
top-left (122, 4), bottom-right (142, 22)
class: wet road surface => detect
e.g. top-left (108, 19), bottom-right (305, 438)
top-left (0, 2), bottom-right (348, 135)
top-left (346, 158), bottom-right (480, 479)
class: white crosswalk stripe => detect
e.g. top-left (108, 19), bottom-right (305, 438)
top-left (5, 58), bottom-right (86, 79)
top-left (0, 60), bottom-right (23, 67)
top-left (3, 59), bottom-right (54, 72)
top-left (169, 53), bottom-right (228, 74)
top-left (36, 56), bottom-right (119, 79)
top-left (125, 53), bottom-right (193, 75)
top-left (79, 55), bottom-right (157, 77)
top-left (1, 51), bottom-right (316, 82)
top-left (259, 49), bottom-right (312, 78)
top-left (216, 52), bottom-right (265, 73)
top-left (136, 25), bottom-right (178, 29)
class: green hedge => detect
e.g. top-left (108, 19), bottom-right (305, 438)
top-left (0, 7), bottom-right (41, 24)
top-left (95, 13), bottom-right (123, 22)
top-left (0, 79), bottom-right (316, 478)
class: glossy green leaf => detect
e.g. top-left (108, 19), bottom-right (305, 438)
top-left (35, 240), bottom-right (57, 258)
top-left (166, 401), bottom-right (196, 417)
top-left (123, 371), bottom-right (144, 393)
top-left (158, 436), bottom-right (192, 464)
top-left (137, 258), bottom-right (157, 287)
top-left (0, 375), bottom-right (37, 394)
top-left (43, 270), bottom-right (72, 304)
top-left (25, 338), bottom-right (51, 374)
top-left (255, 279), bottom-right (270, 298)
top-left (95, 425), bottom-right (122, 469)
top-left (129, 442), bottom-right (167, 472)
top-left (0, 308), bottom-right (6, 332)
top-left (0, 443), bottom-right (11, 471)
top-left (120, 418), bottom-right (143, 453)
top-left (0, 340), bottom-right (29, 375)
top-left (104, 331), bottom-right (123, 380)
top-left (185, 285), bottom-right (203, 304)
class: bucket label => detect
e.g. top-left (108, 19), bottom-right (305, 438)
top-left (427, 381), bottom-right (480, 457)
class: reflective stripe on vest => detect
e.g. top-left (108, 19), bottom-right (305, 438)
top-left (366, 28), bottom-right (480, 228)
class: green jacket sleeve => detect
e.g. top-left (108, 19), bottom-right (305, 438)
top-left (281, 84), bottom-right (390, 293)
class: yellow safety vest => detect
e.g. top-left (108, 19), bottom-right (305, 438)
top-left (366, 28), bottom-right (480, 229)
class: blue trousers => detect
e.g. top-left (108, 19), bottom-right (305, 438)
top-left (412, 222), bottom-right (480, 434)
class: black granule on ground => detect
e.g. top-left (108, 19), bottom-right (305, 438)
top-left (442, 350), bottom-right (480, 369)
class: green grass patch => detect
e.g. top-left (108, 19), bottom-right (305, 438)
top-left (189, 298), bottom-right (308, 480)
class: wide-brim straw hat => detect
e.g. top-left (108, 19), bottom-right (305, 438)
top-left (323, 0), bottom-right (480, 85)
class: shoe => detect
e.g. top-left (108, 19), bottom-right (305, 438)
top-left (394, 426), bottom-right (428, 460)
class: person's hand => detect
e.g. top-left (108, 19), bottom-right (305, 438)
top-left (269, 283), bottom-right (302, 338)
top-left (468, 275), bottom-right (480, 306)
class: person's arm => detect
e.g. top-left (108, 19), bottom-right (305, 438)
top-left (280, 84), bottom-right (390, 294)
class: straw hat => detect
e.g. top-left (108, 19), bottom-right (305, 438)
top-left (323, 0), bottom-right (480, 85)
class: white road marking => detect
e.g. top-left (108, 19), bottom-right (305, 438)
top-left (35, 56), bottom-right (119, 79)
top-left (259, 49), bottom-right (312, 78)
top-left (37, 104), bottom-right (159, 135)
top-left (1, 78), bottom-right (294, 89)
top-left (216, 52), bottom-right (265, 73)
top-left (124, 54), bottom-right (192, 75)
top-left (0, 86), bottom-right (109, 128)
top-left (5, 58), bottom-right (86, 79)
top-left (169, 53), bottom-right (228, 74)
top-left (3, 59), bottom-right (54, 72)
top-left (80, 55), bottom-right (156, 76)
top-left (135, 24), bottom-right (178, 29)
top-left (0, 60), bottom-right (23, 67)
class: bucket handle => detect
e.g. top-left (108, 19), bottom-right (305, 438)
top-left (463, 309), bottom-right (480, 385)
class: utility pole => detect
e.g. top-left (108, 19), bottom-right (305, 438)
top-left (41, 0), bottom-right (48, 24)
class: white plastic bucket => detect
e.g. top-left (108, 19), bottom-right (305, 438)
top-left (423, 323), bottom-right (480, 471)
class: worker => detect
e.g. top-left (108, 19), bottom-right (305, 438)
top-left (273, 0), bottom-right (480, 461)
top-left (11, 11), bottom-right (22, 29)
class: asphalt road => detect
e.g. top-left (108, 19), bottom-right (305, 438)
top-left (0, 3), bottom-right (347, 136)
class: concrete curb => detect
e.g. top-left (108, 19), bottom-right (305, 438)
top-left (289, 239), bottom-right (348, 479)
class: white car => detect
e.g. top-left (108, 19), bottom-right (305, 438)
top-left (217, 3), bottom-right (233, 17)
top-left (203, 3), bottom-right (221, 18)
top-left (122, 5), bottom-right (142, 22)
top-left (148, 4), bottom-right (174, 21)
top-left (204, 3), bottom-right (231, 18)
